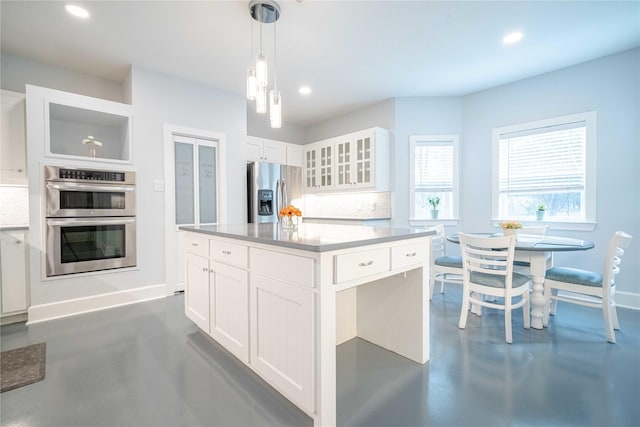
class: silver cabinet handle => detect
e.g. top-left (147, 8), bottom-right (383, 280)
top-left (222, 250), bottom-right (232, 255)
top-left (191, 242), bottom-right (198, 246)
top-left (202, 267), bottom-right (207, 272)
top-left (16, 240), bottom-right (22, 244)
top-left (358, 260), bottom-right (374, 267)
top-left (406, 252), bottom-right (417, 257)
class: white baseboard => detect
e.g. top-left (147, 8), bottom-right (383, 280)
top-left (27, 284), bottom-right (167, 324)
top-left (615, 291), bottom-right (640, 310)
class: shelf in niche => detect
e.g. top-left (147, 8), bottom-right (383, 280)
top-left (45, 96), bottom-right (132, 164)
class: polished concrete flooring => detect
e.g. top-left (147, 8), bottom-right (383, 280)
top-left (1, 287), bottom-right (639, 427)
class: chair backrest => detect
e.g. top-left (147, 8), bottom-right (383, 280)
top-left (458, 233), bottom-right (517, 290)
top-left (519, 225), bottom-right (549, 236)
top-left (429, 224), bottom-right (447, 259)
top-left (602, 231), bottom-right (633, 291)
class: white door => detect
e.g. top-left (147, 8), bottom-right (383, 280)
top-left (164, 126), bottom-right (226, 295)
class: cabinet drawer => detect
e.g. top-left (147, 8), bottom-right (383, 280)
top-left (210, 239), bottom-right (248, 269)
top-left (250, 248), bottom-right (314, 288)
top-left (391, 241), bottom-right (427, 270)
top-left (334, 247), bottom-right (390, 284)
top-left (185, 233), bottom-right (209, 258)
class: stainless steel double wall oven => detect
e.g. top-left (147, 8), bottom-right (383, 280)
top-left (45, 165), bottom-right (137, 277)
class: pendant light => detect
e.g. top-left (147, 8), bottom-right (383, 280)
top-left (247, 0), bottom-right (282, 127)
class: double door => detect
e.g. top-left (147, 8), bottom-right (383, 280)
top-left (304, 142), bottom-right (334, 192)
top-left (335, 131), bottom-right (373, 189)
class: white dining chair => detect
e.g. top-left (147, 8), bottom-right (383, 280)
top-left (458, 233), bottom-right (531, 343)
top-left (542, 231), bottom-right (632, 343)
top-left (429, 225), bottom-right (463, 300)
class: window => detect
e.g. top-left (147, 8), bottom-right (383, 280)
top-left (492, 112), bottom-right (596, 224)
top-left (410, 135), bottom-right (459, 221)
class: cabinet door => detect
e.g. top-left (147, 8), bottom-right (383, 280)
top-left (354, 131), bottom-right (374, 187)
top-left (247, 139), bottom-right (263, 162)
top-left (285, 143), bottom-right (303, 168)
top-left (335, 137), bottom-right (353, 189)
top-left (185, 253), bottom-right (210, 332)
top-left (0, 90), bottom-right (27, 185)
top-left (209, 261), bottom-right (249, 363)
top-left (318, 143), bottom-right (334, 190)
top-left (0, 231), bottom-right (28, 314)
top-left (262, 140), bottom-right (286, 164)
top-left (250, 273), bottom-right (314, 413)
top-left (304, 148), bottom-right (318, 192)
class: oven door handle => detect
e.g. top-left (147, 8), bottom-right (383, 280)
top-left (46, 217), bottom-right (136, 226)
top-left (46, 182), bottom-right (135, 192)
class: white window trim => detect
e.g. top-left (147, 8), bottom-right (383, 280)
top-left (409, 134), bottom-right (460, 226)
top-left (491, 111), bottom-right (597, 231)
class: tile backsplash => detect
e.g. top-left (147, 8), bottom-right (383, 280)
top-left (303, 191), bottom-right (391, 219)
top-left (0, 185), bottom-right (29, 226)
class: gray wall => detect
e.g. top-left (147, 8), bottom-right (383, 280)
top-left (461, 48), bottom-right (639, 305)
top-left (1, 53), bottom-right (124, 102)
top-left (247, 106), bottom-right (306, 144)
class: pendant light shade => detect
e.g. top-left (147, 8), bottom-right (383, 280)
top-left (247, 1), bottom-right (282, 127)
top-left (256, 85), bottom-right (267, 114)
top-left (246, 67), bottom-right (257, 100)
top-left (256, 53), bottom-right (268, 88)
top-left (269, 90), bottom-right (281, 128)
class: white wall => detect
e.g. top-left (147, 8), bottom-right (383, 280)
top-left (1, 53), bottom-right (124, 102)
top-left (461, 48), bottom-right (640, 306)
top-left (16, 58), bottom-right (246, 317)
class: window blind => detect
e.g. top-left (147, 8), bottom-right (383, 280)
top-left (499, 124), bottom-right (586, 194)
top-left (415, 142), bottom-right (453, 192)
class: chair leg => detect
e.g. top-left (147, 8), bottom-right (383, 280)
top-left (549, 289), bottom-right (558, 315)
top-left (603, 301), bottom-right (616, 344)
top-left (440, 276), bottom-right (445, 294)
top-left (458, 290), bottom-right (470, 329)
top-left (523, 293), bottom-right (530, 330)
top-left (612, 303), bottom-right (620, 330)
top-left (505, 308), bottom-right (513, 344)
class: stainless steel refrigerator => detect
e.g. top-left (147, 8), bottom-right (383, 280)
top-left (247, 161), bottom-right (303, 223)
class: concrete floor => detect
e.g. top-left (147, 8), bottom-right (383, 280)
top-left (1, 287), bottom-right (639, 427)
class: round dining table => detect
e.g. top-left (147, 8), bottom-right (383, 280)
top-left (446, 233), bottom-right (595, 329)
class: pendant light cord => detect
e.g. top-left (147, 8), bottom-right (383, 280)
top-left (273, 21), bottom-right (277, 90)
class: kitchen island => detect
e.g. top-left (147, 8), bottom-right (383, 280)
top-left (180, 223), bottom-right (433, 427)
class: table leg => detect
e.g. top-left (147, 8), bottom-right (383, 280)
top-left (527, 252), bottom-right (549, 330)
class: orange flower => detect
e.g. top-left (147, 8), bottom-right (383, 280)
top-left (280, 205), bottom-right (302, 218)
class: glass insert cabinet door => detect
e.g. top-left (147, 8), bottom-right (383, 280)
top-left (355, 135), bottom-right (372, 185)
top-left (174, 137), bottom-right (218, 226)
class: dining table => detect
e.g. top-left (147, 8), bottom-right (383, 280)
top-left (446, 233), bottom-right (595, 329)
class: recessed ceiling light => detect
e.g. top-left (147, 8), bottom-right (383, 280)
top-left (503, 32), bottom-right (523, 45)
top-left (299, 86), bottom-right (312, 95)
top-left (65, 4), bottom-right (90, 19)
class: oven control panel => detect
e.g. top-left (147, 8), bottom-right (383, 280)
top-left (59, 168), bottom-right (125, 182)
top-left (45, 165), bottom-right (135, 185)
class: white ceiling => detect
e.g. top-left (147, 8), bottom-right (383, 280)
top-left (2, 1), bottom-right (639, 127)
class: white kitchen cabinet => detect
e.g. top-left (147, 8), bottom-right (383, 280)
top-left (286, 143), bottom-right (303, 168)
top-left (185, 236), bottom-right (250, 363)
top-left (1, 90), bottom-right (27, 185)
top-left (249, 272), bottom-right (315, 413)
top-left (185, 252), bottom-right (210, 333)
top-left (0, 230), bottom-right (29, 319)
top-left (303, 140), bottom-right (334, 192)
top-left (209, 261), bottom-right (249, 363)
top-left (247, 136), bottom-right (286, 164)
top-left (305, 127), bottom-right (389, 193)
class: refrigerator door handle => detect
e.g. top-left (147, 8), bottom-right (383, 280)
top-left (275, 179), bottom-right (281, 220)
top-left (282, 179), bottom-right (288, 208)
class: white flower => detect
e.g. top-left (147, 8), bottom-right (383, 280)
top-left (82, 136), bottom-right (103, 147)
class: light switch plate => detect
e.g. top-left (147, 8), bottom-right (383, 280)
top-left (153, 179), bottom-right (165, 192)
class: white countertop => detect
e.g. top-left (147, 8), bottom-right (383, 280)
top-left (180, 223), bottom-right (434, 252)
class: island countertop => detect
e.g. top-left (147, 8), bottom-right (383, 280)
top-left (179, 223), bottom-right (434, 252)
